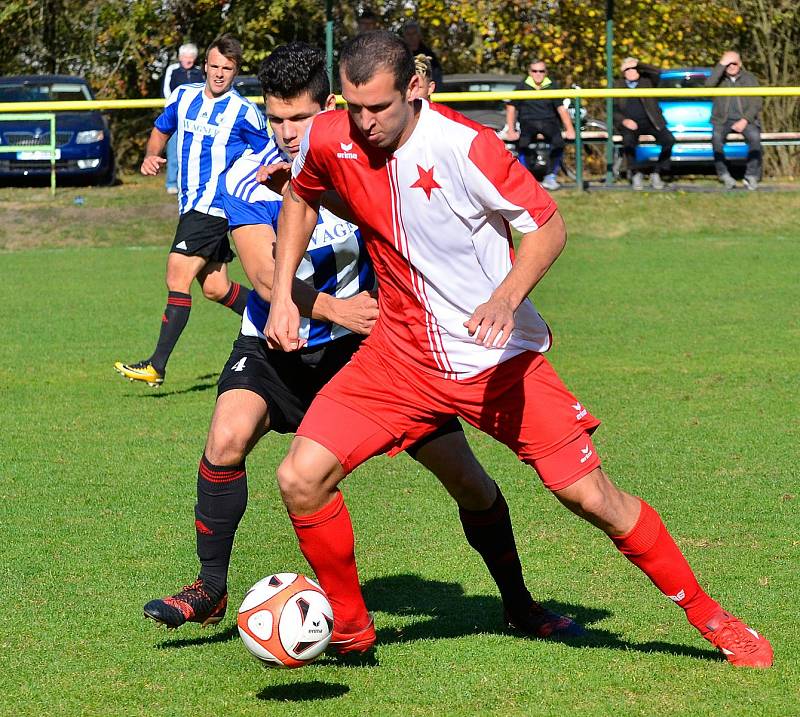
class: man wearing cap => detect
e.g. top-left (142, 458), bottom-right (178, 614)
top-left (614, 57), bottom-right (675, 190)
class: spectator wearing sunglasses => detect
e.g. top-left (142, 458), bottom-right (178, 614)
top-left (505, 60), bottom-right (575, 191)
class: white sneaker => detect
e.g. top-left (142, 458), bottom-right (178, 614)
top-left (631, 172), bottom-right (644, 190)
top-left (720, 174), bottom-right (737, 190)
top-left (742, 176), bottom-right (759, 191)
top-left (541, 173), bottom-right (560, 191)
top-left (650, 172), bottom-right (665, 190)
top-left (166, 186), bottom-right (179, 195)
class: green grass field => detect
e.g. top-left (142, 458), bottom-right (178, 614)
top-left (1, 179), bottom-right (799, 715)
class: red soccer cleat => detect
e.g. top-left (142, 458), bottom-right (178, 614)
top-left (702, 610), bottom-right (773, 668)
top-left (329, 614), bottom-right (376, 654)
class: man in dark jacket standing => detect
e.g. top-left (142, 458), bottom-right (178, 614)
top-left (706, 51), bottom-right (762, 190)
top-left (162, 43), bottom-right (205, 194)
top-left (614, 57), bottom-right (675, 190)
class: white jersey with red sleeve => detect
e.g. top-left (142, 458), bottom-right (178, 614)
top-left (290, 98), bottom-right (557, 379)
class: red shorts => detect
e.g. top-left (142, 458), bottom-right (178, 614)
top-left (297, 340), bottom-right (601, 491)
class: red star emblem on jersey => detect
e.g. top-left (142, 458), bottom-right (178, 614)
top-left (410, 164), bottom-right (441, 200)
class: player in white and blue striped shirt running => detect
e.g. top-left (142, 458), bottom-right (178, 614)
top-left (114, 34), bottom-right (281, 388)
top-left (142, 44), bottom-right (583, 647)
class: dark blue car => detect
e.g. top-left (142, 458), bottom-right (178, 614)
top-left (0, 75), bottom-right (115, 185)
top-left (636, 67), bottom-right (748, 171)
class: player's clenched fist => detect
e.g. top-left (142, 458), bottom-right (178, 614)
top-left (265, 297), bottom-right (305, 351)
top-left (332, 291), bottom-right (379, 336)
top-left (141, 155), bottom-right (167, 176)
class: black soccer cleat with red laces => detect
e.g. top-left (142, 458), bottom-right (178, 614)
top-left (143, 579), bottom-right (228, 629)
top-left (504, 601), bottom-right (586, 639)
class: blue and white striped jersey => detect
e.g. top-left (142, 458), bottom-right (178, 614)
top-left (155, 83), bottom-right (278, 217)
top-left (221, 149), bottom-right (376, 348)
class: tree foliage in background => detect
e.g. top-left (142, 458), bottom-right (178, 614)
top-left (0, 0), bottom-right (796, 174)
top-left (731, 0), bottom-right (800, 175)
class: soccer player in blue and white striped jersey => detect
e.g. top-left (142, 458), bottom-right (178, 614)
top-left (142, 44), bottom-right (582, 648)
top-left (114, 34), bottom-right (281, 388)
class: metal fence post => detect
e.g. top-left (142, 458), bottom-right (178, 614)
top-left (49, 113), bottom-right (56, 195)
top-left (0, 112), bottom-right (57, 196)
top-left (574, 96), bottom-right (584, 192)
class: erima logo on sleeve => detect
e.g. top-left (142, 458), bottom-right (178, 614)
top-left (337, 141), bottom-right (358, 160)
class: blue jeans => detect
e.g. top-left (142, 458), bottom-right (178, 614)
top-left (166, 134), bottom-right (178, 189)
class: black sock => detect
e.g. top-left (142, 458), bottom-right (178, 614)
top-left (218, 282), bottom-right (249, 316)
top-left (150, 291), bottom-right (191, 373)
top-left (195, 454), bottom-right (248, 599)
top-left (458, 484), bottom-right (533, 614)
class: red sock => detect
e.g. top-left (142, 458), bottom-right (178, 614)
top-left (611, 499), bottom-right (720, 632)
top-left (289, 491), bottom-right (369, 633)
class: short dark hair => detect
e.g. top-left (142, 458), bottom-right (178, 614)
top-left (339, 30), bottom-right (414, 93)
top-left (206, 33), bottom-right (242, 71)
top-left (257, 43), bottom-right (330, 107)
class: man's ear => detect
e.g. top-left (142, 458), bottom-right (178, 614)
top-left (324, 93), bottom-right (337, 111)
top-left (407, 73), bottom-right (422, 101)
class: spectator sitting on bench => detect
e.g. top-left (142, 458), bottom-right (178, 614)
top-left (614, 57), bottom-right (675, 191)
top-left (706, 51), bottom-right (762, 191)
top-left (504, 59), bottom-right (575, 192)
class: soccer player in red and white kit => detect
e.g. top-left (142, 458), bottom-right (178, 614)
top-left (266, 32), bottom-right (772, 667)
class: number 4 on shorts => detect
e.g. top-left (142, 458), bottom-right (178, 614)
top-left (231, 357), bottom-right (248, 372)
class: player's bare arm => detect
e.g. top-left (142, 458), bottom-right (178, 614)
top-left (465, 211), bottom-right (567, 348)
top-left (264, 185), bottom-right (321, 351)
top-left (140, 128), bottom-right (171, 175)
top-left (233, 224), bottom-right (378, 335)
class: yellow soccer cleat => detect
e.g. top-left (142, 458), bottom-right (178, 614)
top-left (113, 360), bottom-right (164, 387)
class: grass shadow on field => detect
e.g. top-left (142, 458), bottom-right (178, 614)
top-left (155, 623), bottom-right (239, 649)
top-left (136, 376), bottom-right (218, 398)
top-left (364, 574), bottom-right (722, 663)
top-left (257, 681), bottom-right (349, 702)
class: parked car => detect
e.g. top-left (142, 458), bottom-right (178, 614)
top-left (234, 75), bottom-right (266, 118)
top-left (635, 67), bottom-right (748, 172)
top-left (436, 73), bottom-right (523, 133)
top-left (0, 75), bottom-right (115, 185)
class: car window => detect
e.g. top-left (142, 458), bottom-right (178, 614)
top-left (0, 82), bottom-right (93, 102)
top-left (658, 73), bottom-right (710, 101)
top-left (235, 79), bottom-right (261, 98)
top-left (439, 82), bottom-right (518, 112)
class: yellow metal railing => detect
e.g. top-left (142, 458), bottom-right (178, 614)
top-left (1, 87), bottom-right (797, 192)
top-left (1, 86), bottom-right (798, 114)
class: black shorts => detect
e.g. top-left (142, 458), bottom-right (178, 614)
top-left (519, 120), bottom-right (565, 151)
top-left (170, 210), bottom-right (234, 264)
top-left (217, 333), bottom-right (462, 448)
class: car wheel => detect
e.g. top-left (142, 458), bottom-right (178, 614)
top-left (96, 157), bottom-right (118, 187)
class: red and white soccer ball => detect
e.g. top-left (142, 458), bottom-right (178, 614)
top-left (237, 573), bottom-right (334, 668)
